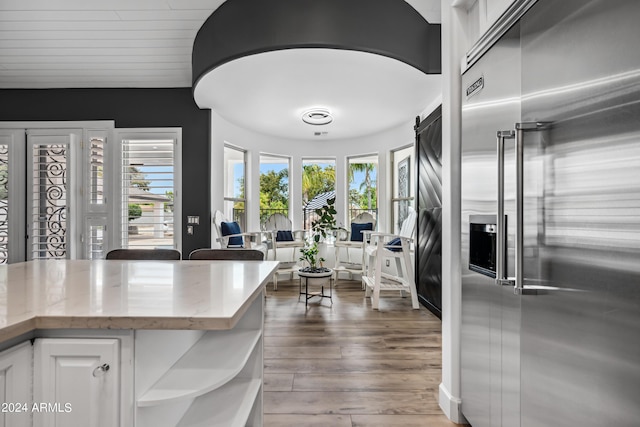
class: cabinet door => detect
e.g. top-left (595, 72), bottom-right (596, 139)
top-left (0, 342), bottom-right (32, 427)
top-left (34, 338), bottom-right (119, 427)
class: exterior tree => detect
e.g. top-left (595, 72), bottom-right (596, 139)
top-left (302, 164), bottom-right (335, 204)
top-left (128, 203), bottom-right (142, 221)
top-left (128, 166), bottom-right (151, 191)
top-left (164, 190), bottom-right (174, 212)
top-left (260, 169), bottom-right (289, 208)
top-left (348, 162), bottom-right (376, 210)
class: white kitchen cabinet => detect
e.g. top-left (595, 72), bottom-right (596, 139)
top-left (135, 291), bottom-right (265, 427)
top-left (33, 338), bottom-right (120, 427)
top-left (0, 342), bottom-right (32, 427)
top-left (0, 260), bottom-right (276, 427)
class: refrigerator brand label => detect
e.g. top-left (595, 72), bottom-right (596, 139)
top-left (466, 76), bottom-right (484, 98)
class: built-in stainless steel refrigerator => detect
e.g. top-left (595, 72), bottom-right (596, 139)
top-left (460, 0), bottom-right (640, 426)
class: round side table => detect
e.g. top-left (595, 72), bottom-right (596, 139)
top-left (298, 268), bottom-right (334, 308)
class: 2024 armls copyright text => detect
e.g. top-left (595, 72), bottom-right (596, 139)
top-left (2, 402), bottom-right (72, 413)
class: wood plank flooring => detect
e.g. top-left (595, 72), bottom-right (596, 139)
top-left (264, 278), bottom-right (461, 427)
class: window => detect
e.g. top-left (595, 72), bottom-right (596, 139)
top-left (391, 146), bottom-right (414, 234)
top-left (84, 130), bottom-right (109, 259)
top-left (1, 125), bottom-right (114, 263)
top-left (259, 154), bottom-right (289, 228)
top-left (302, 158), bottom-right (335, 230)
top-left (224, 145), bottom-right (246, 230)
top-left (119, 131), bottom-right (180, 250)
top-left (347, 155), bottom-right (378, 225)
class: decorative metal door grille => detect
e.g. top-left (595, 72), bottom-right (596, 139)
top-left (0, 145), bottom-right (8, 264)
top-left (31, 144), bottom-right (68, 259)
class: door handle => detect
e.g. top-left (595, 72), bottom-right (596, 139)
top-left (496, 130), bottom-right (515, 287)
top-left (514, 122), bottom-right (551, 295)
top-left (92, 363), bottom-right (110, 377)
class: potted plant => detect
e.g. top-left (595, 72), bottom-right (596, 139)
top-left (299, 197), bottom-right (336, 273)
top-left (298, 241), bottom-right (327, 273)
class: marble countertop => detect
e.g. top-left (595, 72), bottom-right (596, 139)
top-left (0, 259), bottom-right (279, 342)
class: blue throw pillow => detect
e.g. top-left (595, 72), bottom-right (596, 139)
top-left (350, 222), bottom-right (374, 242)
top-left (386, 237), bottom-right (403, 252)
top-left (221, 221), bottom-right (244, 247)
top-left (276, 230), bottom-right (294, 242)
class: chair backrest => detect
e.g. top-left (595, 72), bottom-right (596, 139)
top-left (399, 207), bottom-right (417, 239)
top-left (189, 248), bottom-right (264, 261)
top-left (346, 212), bottom-right (376, 242)
top-left (213, 210), bottom-right (246, 247)
top-left (263, 213), bottom-right (292, 231)
top-left (353, 211), bottom-right (376, 228)
top-left (105, 248), bottom-right (181, 260)
top-left (212, 210), bottom-right (228, 241)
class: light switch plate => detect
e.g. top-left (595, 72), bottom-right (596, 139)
top-left (187, 216), bottom-right (200, 225)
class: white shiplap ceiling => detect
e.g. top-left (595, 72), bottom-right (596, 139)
top-left (0, 0), bottom-right (440, 89)
top-left (0, 0), bottom-right (225, 88)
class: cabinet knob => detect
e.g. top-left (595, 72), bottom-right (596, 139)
top-left (92, 363), bottom-right (110, 377)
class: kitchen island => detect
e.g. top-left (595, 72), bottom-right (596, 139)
top-left (0, 259), bottom-right (278, 427)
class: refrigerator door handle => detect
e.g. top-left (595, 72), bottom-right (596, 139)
top-left (514, 122), bottom-right (551, 295)
top-left (496, 130), bottom-right (515, 287)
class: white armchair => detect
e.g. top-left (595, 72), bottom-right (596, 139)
top-left (362, 207), bottom-right (419, 310)
top-left (334, 211), bottom-right (376, 285)
top-left (262, 213), bottom-right (306, 290)
top-left (212, 210), bottom-right (269, 258)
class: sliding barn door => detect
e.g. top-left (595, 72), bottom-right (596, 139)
top-left (415, 107), bottom-right (442, 317)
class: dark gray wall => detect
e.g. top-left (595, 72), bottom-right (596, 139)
top-left (193, 0), bottom-right (441, 86)
top-left (0, 88), bottom-right (211, 257)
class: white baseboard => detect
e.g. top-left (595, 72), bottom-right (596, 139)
top-left (439, 383), bottom-right (468, 424)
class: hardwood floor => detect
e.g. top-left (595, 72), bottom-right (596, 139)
top-left (263, 278), bottom-right (460, 427)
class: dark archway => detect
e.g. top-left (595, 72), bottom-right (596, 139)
top-left (192, 0), bottom-right (441, 88)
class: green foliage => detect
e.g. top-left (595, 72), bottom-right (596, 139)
top-left (128, 166), bottom-right (150, 191)
top-left (260, 169), bottom-right (289, 206)
top-left (349, 188), bottom-right (378, 210)
top-left (298, 241), bottom-right (325, 269)
top-left (298, 197), bottom-right (336, 269)
top-left (128, 203), bottom-right (142, 221)
top-left (302, 164), bottom-right (335, 204)
top-left (348, 162), bottom-right (377, 210)
top-left (311, 197), bottom-right (337, 243)
top-left (236, 176), bottom-right (245, 199)
top-left (164, 190), bottom-right (174, 212)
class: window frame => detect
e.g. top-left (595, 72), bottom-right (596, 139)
top-left (346, 153), bottom-right (379, 227)
top-left (113, 128), bottom-right (182, 252)
top-left (223, 144), bottom-right (247, 231)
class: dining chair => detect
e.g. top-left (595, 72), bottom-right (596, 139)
top-left (188, 248), bottom-right (264, 261)
top-left (105, 248), bottom-right (182, 260)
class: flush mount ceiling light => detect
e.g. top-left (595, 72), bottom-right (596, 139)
top-left (302, 108), bottom-right (333, 125)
